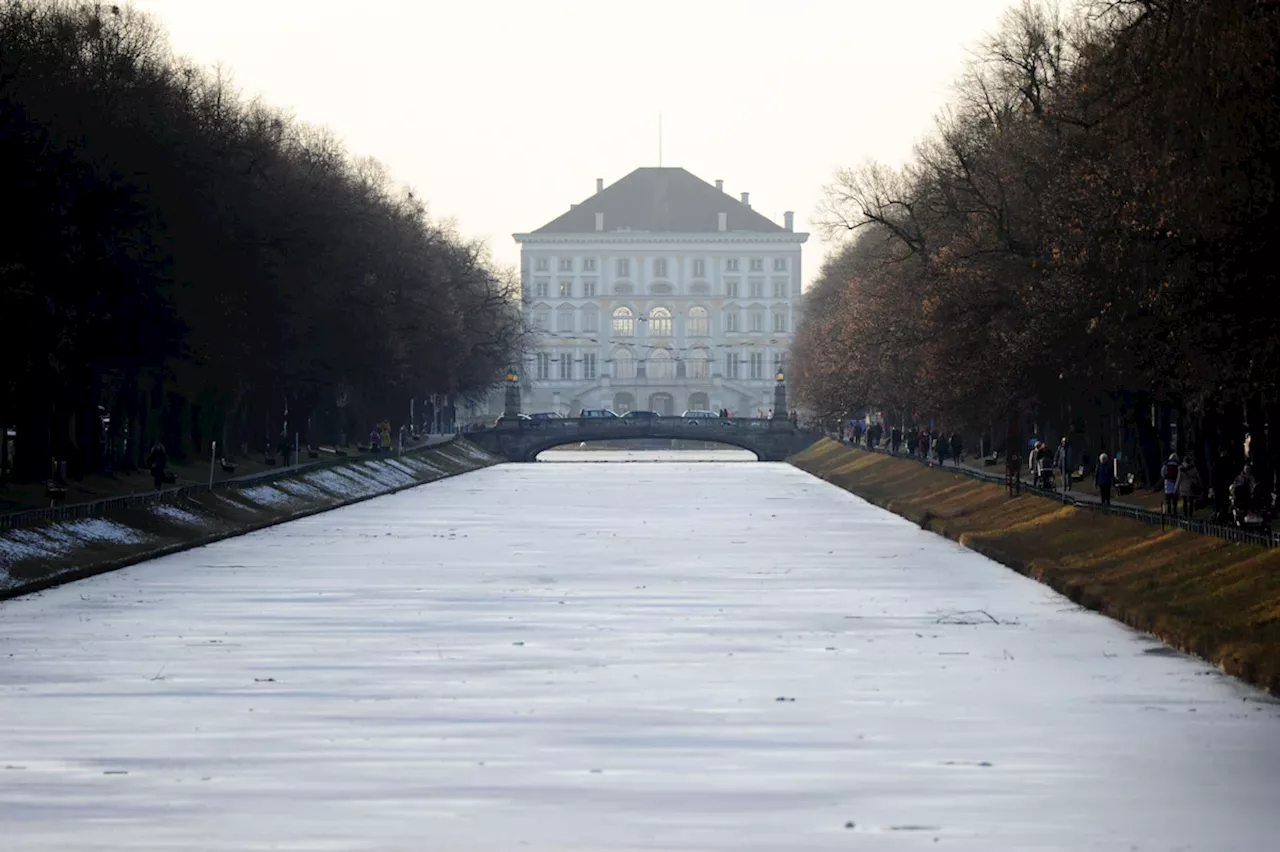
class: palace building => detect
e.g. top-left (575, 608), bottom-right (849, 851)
top-left (513, 167), bottom-right (808, 416)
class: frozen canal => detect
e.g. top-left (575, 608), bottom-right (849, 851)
top-left (2, 455), bottom-right (1279, 851)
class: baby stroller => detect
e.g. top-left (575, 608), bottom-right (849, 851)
top-left (1037, 464), bottom-right (1056, 490)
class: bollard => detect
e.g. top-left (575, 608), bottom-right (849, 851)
top-left (209, 441), bottom-right (217, 488)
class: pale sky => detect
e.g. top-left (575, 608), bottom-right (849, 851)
top-left (131, 0), bottom-right (1014, 284)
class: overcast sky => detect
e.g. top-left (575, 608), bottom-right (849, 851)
top-left (131, 0), bottom-right (1014, 284)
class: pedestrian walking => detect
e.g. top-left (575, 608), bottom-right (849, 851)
top-left (1163, 453), bottom-right (1180, 515)
top-left (950, 431), bottom-right (964, 466)
top-left (1054, 437), bottom-right (1071, 491)
top-left (146, 441), bottom-right (168, 491)
top-left (890, 425), bottom-right (901, 454)
top-left (1095, 453), bottom-right (1114, 505)
top-left (936, 433), bottom-right (951, 467)
top-left (1176, 456), bottom-right (1202, 519)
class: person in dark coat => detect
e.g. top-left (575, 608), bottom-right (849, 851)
top-left (950, 431), bottom-right (964, 465)
top-left (146, 441), bottom-right (168, 491)
top-left (936, 433), bottom-right (950, 466)
top-left (1094, 452), bottom-right (1114, 505)
top-left (890, 425), bottom-right (902, 454)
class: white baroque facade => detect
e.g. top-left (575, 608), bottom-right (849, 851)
top-left (513, 167), bottom-right (808, 417)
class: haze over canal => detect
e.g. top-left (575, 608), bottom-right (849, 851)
top-left (2, 452), bottom-right (1278, 850)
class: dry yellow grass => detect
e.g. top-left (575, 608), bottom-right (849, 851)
top-left (791, 438), bottom-right (1280, 694)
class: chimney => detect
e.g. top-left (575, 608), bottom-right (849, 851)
top-left (596, 177), bottom-right (604, 193)
top-left (784, 211), bottom-right (794, 232)
top-left (595, 211), bottom-right (604, 232)
top-left (717, 212), bottom-right (727, 232)
top-left (740, 192), bottom-right (750, 208)
top-left (715, 179), bottom-right (724, 192)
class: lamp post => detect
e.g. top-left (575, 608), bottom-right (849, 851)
top-left (503, 369), bottom-right (521, 419)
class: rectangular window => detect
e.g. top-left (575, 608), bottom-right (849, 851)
top-left (583, 258), bottom-right (597, 272)
top-left (616, 258), bottom-right (630, 277)
top-left (535, 279), bottom-right (549, 298)
top-left (583, 353), bottom-right (597, 380)
top-left (536, 352), bottom-right (551, 380)
top-left (533, 310), bottom-right (549, 331)
top-left (726, 259), bottom-right (739, 272)
top-left (558, 310), bottom-right (574, 332)
top-left (693, 259), bottom-right (705, 278)
top-left (535, 258), bottom-right (549, 272)
top-left (654, 258), bottom-right (668, 278)
top-left (582, 279), bottom-right (597, 298)
top-left (750, 351), bottom-right (764, 379)
top-left (582, 309), bottom-right (599, 332)
top-left (773, 258), bottom-right (787, 272)
top-left (559, 352), bottom-right (573, 380)
top-left (749, 280), bottom-right (763, 299)
top-left (559, 280), bottom-right (573, 298)
top-left (750, 311), bottom-right (764, 332)
top-left (726, 351), bottom-right (740, 379)
top-left (773, 352), bottom-right (785, 374)
top-left (773, 280), bottom-right (787, 299)
top-left (726, 280), bottom-right (739, 298)
top-left (725, 311), bottom-right (739, 333)
top-left (559, 258), bottom-right (573, 272)
top-left (750, 258), bottom-right (764, 272)
top-left (773, 312), bottom-right (787, 333)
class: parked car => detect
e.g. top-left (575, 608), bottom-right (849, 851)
top-left (621, 410), bottom-right (662, 421)
top-left (681, 410), bottom-right (719, 425)
top-left (578, 408), bottom-right (619, 419)
top-left (528, 412), bottom-right (562, 420)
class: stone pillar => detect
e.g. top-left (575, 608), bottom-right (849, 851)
top-left (773, 377), bottom-right (787, 420)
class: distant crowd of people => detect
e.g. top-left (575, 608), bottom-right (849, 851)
top-left (835, 420), bottom-right (1271, 529)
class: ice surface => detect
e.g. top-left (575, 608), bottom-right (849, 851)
top-left (1, 454), bottom-right (1279, 851)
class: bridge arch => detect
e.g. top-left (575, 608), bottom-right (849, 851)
top-left (525, 431), bottom-right (764, 462)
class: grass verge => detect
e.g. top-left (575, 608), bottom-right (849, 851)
top-left (790, 438), bottom-right (1280, 695)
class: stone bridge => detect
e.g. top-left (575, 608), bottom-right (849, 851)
top-left (466, 417), bottom-right (824, 462)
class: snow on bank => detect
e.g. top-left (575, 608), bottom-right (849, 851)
top-left (0, 444), bottom-right (483, 590)
top-left (148, 504), bottom-right (204, 525)
top-left (0, 518), bottom-right (148, 585)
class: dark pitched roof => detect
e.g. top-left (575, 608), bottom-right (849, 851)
top-left (531, 167), bottom-right (785, 234)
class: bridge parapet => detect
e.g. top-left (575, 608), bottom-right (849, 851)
top-left (468, 417), bottom-right (823, 462)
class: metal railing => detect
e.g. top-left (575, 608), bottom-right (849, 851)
top-left (846, 440), bottom-right (1278, 549)
top-left (0, 436), bottom-right (456, 533)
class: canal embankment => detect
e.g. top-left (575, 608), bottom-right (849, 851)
top-left (790, 437), bottom-right (1280, 694)
top-left (0, 439), bottom-right (499, 600)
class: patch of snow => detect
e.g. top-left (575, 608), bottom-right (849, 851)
top-left (0, 518), bottom-right (146, 572)
top-left (237, 485), bottom-right (295, 508)
top-left (148, 504), bottom-right (204, 525)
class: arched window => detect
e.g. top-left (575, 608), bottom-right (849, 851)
top-left (688, 307), bottom-right (709, 337)
top-left (648, 348), bottom-right (675, 379)
top-left (612, 306), bottom-right (634, 337)
top-left (612, 346), bottom-right (636, 379)
top-left (649, 307), bottom-right (672, 337)
top-left (688, 347), bottom-right (711, 378)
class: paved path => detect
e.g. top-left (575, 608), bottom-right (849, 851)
top-left (1, 456), bottom-right (1278, 850)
